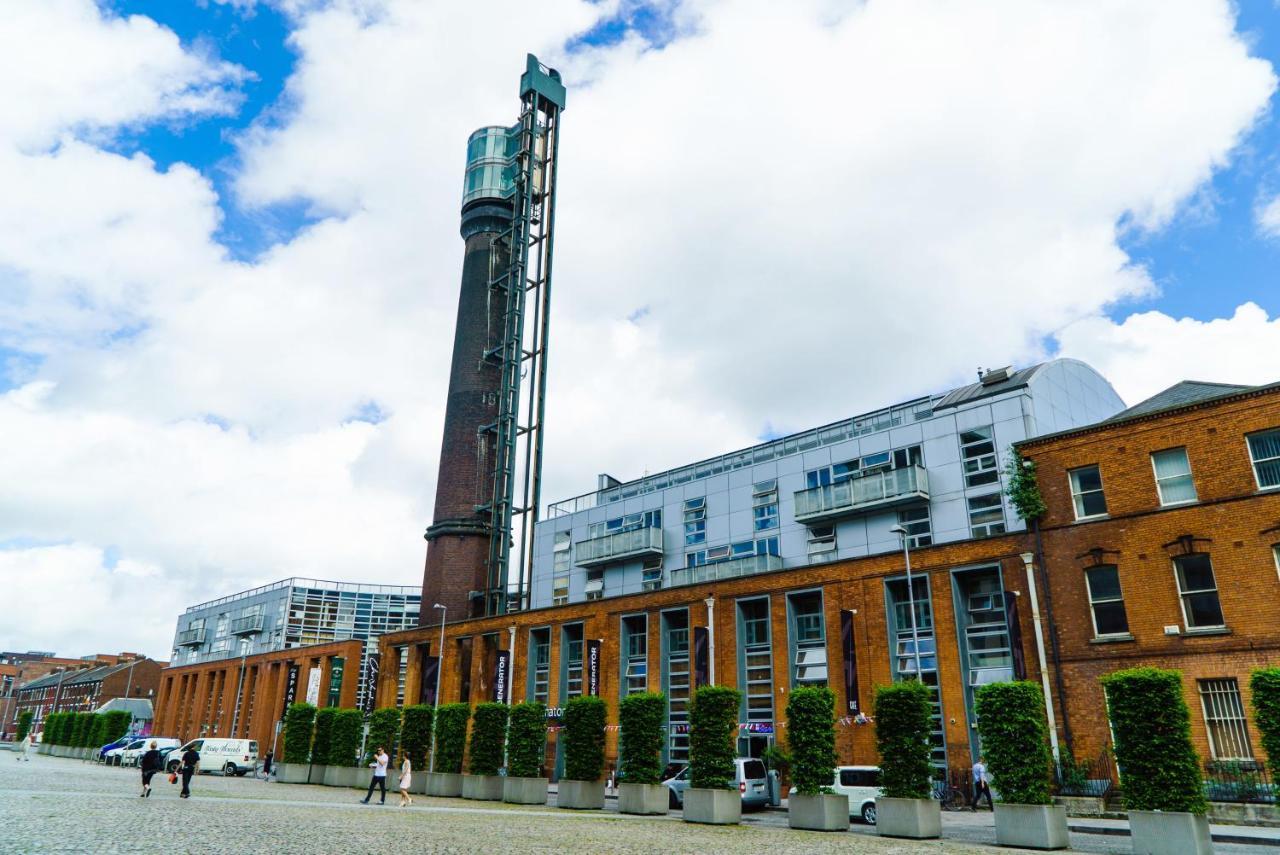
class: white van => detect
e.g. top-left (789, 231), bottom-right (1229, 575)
top-left (166, 738), bottom-right (259, 777)
top-left (790, 765), bottom-right (882, 823)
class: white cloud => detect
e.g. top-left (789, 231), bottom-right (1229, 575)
top-left (1257, 191), bottom-right (1280, 237)
top-left (0, 0), bottom-right (1276, 657)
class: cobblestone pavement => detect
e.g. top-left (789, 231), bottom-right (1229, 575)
top-left (1, 755), bottom-right (1271, 854)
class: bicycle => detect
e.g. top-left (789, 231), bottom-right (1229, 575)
top-left (932, 777), bottom-right (968, 811)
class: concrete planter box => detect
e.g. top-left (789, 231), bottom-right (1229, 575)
top-left (322, 765), bottom-right (357, 787)
top-left (1128, 809), bottom-right (1213, 855)
top-left (409, 773), bottom-right (430, 795)
top-left (618, 783), bottom-right (668, 815)
top-left (557, 779), bottom-right (605, 810)
top-left (462, 774), bottom-right (504, 801)
top-left (426, 772), bottom-right (464, 797)
top-left (503, 776), bottom-right (549, 805)
top-left (306, 764), bottom-right (328, 785)
top-left (276, 762), bottom-right (311, 785)
top-left (994, 803), bottom-right (1069, 850)
top-left (682, 788), bottom-right (741, 825)
top-left (876, 797), bottom-right (941, 839)
top-left (789, 792), bottom-right (850, 831)
top-left (1055, 795), bottom-right (1107, 817)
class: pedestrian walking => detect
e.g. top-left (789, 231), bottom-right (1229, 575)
top-left (972, 756), bottom-right (993, 810)
top-left (179, 744), bottom-right (200, 799)
top-left (397, 753), bottom-right (413, 807)
top-left (138, 741), bottom-right (163, 798)
top-left (17, 733), bottom-right (31, 762)
top-left (361, 746), bottom-right (389, 805)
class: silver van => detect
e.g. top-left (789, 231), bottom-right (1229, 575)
top-left (662, 758), bottom-right (771, 811)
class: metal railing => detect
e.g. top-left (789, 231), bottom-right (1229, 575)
top-left (229, 615), bottom-right (264, 636)
top-left (793, 465), bottom-right (930, 523)
top-left (669, 553), bottom-right (783, 586)
top-left (574, 526), bottom-right (663, 567)
top-left (1054, 752), bottom-right (1114, 798)
top-left (1204, 761), bottom-right (1276, 804)
top-left (175, 628), bottom-right (206, 647)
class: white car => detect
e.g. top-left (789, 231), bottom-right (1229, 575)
top-left (790, 765), bottom-right (882, 824)
top-left (166, 738), bottom-right (259, 777)
top-left (122, 738), bottom-right (181, 767)
top-left (106, 739), bottom-right (146, 767)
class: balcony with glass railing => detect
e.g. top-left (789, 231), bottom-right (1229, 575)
top-left (229, 615), bottom-right (264, 636)
top-left (669, 553), bottom-right (783, 587)
top-left (175, 628), bottom-right (207, 647)
top-left (574, 526), bottom-right (663, 567)
top-left (793, 465), bottom-right (929, 524)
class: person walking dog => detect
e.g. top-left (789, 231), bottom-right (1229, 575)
top-left (361, 746), bottom-right (389, 805)
top-left (397, 753), bottom-right (413, 807)
top-left (972, 756), bottom-right (993, 810)
top-left (179, 744), bottom-right (201, 799)
top-left (139, 741), bottom-right (163, 798)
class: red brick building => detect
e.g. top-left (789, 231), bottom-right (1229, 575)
top-left (1, 652), bottom-right (97, 740)
top-left (14, 655), bottom-right (162, 736)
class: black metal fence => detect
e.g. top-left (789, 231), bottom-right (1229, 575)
top-left (1203, 761), bottom-right (1277, 805)
top-left (1054, 752), bottom-right (1114, 798)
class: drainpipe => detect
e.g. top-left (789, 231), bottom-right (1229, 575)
top-left (703, 597), bottom-right (716, 686)
top-left (1021, 551), bottom-right (1060, 765)
top-left (1033, 518), bottom-right (1073, 755)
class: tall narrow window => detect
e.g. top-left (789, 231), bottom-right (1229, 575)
top-left (561, 624), bottom-right (584, 700)
top-left (1248, 429), bottom-right (1280, 489)
top-left (1084, 566), bottom-right (1129, 637)
top-left (1173, 554), bottom-right (1225, 629)
top-left (967, 493), bottom-right (1005, 538)
top-left (621, 615), bottom-right (648, 697)
top-left (552, 532), bottom-right (571, 605)
top-left (738, 598), bottom-right (773, 726)
top-left (897, 506), bottom-right (932, 548)
top-left (1199, 679), bottom-right (1254, 760)
top-left (960, 426), bottom-right (999, 487)
top-left (1152, 448), bottom-right (1197, 506)
top-left (528, 628), bottom-right (550, 704)
top-left (663, 610), bottom-right (690, 762)
top-left (1069, 465), bottom-right (1108, 519)
top-left (788, 591), bottom-right (827, 688)
top-left (753, 480), bottom-right (779, 532)
top-left (683, 498), bottom-right (706, 545)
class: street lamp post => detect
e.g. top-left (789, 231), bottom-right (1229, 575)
top-left (889, 524), bottom-right (924, 681)
top-left (429, 603), bottom-right (446, 773)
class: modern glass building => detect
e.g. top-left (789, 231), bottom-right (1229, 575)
top-left (171, 578), bottom-right (420, 711)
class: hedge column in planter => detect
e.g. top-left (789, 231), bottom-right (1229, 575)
top-left (308, 707), bottom-right (337, 785)
top-left (463, 703), bottom-right (508, 801)
top-left (1252, 668), bottom-right (1280, 784)
top-left (684, 685), bottom-right (743, 825)
top-left (324, 708), bottom-right (364, 787)
top-left (86, 714), bottom-right (107, 759)
top-left (504, 701), bottom-right (549, 804)
top-left (975, 681), bottom-right (1067, 850)
top-left (558, 696), bottom-right (607, 809)
top-left (400, 705), bottom-right (434, 794)
top-left (277, 702), bottom-right (316, 784)
top-left (428, 703), bottom-right (469, 796)
top-left (102, 710), bottom-right (131, 747)
top-left (787, 686), bottom-right (847, 831)
top-left (1102, 668), bottom-right (1210, 855)
top-left (617, 692), bottom-right (668, 815)
top-left (874, 681), bottom-right (940, 839)
top-left (16, 710), bottom-right (34, 744)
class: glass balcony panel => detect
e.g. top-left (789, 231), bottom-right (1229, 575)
top-left (573, 525), bottom-right (663, 567)
top-left (793, 465), bottom-right (929, 523)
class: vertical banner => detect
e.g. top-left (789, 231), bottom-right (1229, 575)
top-left (419, 655), bottom-right (439, 706)
top-left (692, 626), bottom-right (709, 688)
top-left (327, 657), bottom-right (344, 708)
top-left (493, 650), bottom-right (511, 703)
top-left (305, 667), bottom-right (322, 706)
top-left (1004, 591), bottom-right (1027, 681)
top-left (840, 609), bottom-right (860, 714)
top-left (586, 640), bottom-right (602, 697)
top-left (363, 652), bottom-right (381, 713)
top-left (280, 664), bottom-right (299, 720)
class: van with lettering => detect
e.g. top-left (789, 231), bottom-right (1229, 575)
top-left (166, 738), bottom-right (258, 777)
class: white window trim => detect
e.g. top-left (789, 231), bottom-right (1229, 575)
top-left (1198, 678), bottom-right (1254, 761)
top-left (1172, 555), bottom-right (1226, 631)
top-left (1083, 566), bottom-right (1129, 639)
top-left (1247, 429), bottom-right (1280, 492)
top-left (1150, 447), bottom-right (1198, 507)
top-left (1068, 465), bottom-right (1109, 521)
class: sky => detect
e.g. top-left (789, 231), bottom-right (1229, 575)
top-left (3, 0), bottom-right (1280, 660)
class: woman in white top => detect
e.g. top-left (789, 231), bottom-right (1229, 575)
top-left (397, 753), bottom-right (413, 807)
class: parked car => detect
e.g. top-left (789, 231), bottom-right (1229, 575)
top-left (790, 765), bottom-right (882, 824)
top-left (662, 758), bottom-right (771, 811)
top-left (97, 736), bottom-right (134, 763)
top-left (166, 738), bottom-right (259, 776)
top-left (105, 739), bottom-right (146, 767)
top-left (122, 738), bottom-right (181, 767)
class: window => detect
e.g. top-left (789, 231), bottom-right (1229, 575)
top-left (738, 599), bottom-right (773, 725)
top-left (1174, 554), bottom-right (1225, 629)
top-left (897, 506), bottom-right (932, 548)
top-left (1199, 679), bottom-right (1254, 760)
top-left (1084, 566), bottom-right (1129, 637)
top-left (683, 498), bottom-right (706, 545)
top-left (561, 625), bottom-right (584, 700)
top-left (788, 591), bottom-right (827, 688)
top-left (641, 557), bottom-right (663, 591)
top-left (1069, 465), bottom-right (1108, 519)
top-left (590, 510), bottom-right (661, 539)
top-left (967, 493), bottom-right (1005, 538)
top-left (528, 628), bottom-right (550, 704)
top-left (552, 532), bottom-right (570, 605)
top-left (1248, 429), bottom-right (1280, 489)
top-left (753, 480), bottom-right (779, 532)
top-left (807, 446), bottom-right (922, 489)
top-left (584, 567), bottom-right (604, 601)
top-left (807, 525), bottom-right (836, 557)
top-left (663, 610), bottom-right (691, 761)
top-left (1152, 448), bottom-right (1197, 506)
top-left (960, 426), bottom-right (999, 487)
top-left (621, 615), bottom-right (648, 697)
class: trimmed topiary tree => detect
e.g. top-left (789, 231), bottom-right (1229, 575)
top-left (874, 681), bottom-right (933, 799)
top-left (688, 685), bottom-right (741, 790)
top-left (1101, 667), bottom-right (1206, 814)
top-left (282, 702), bottom-right (317, 765)
top-left (788, 686), bottom-right (837, 796)
top-left (71, 712), bottom-right (93, 748)
top-left (42, 712), bottom-right (61, 745)
top-left (974, 681), bottom-right (1053, 805)
top-left (507, 701), bottom-right (547, 778)
top-left (329, 708), bottom-right (364, 767)
top-left (102, 710), bottom-right (131, 744)
top-left (51, 712), bottom-right (70, 745)
top-left (311, 707), bottom-right (337, 767)
top-left (400, 705), bottom-right (434, 772)
top-left (434, 703), bottom-right (470, 774)
top-left (86, 713), bottom-right (107, 749)
top-left (563, 696), bottom-right (607, 782)
top-left (618, 692), bottom-right (666, 785)
top-left (1252, 668), bottom-right (1280, 783)
top-left (16, 710), bottom-right (34, 742)
top-left (365, 706), bottom-right (401, 764)
top-left (468, 703), bottom-right (509, 777)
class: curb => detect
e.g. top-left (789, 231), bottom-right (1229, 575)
top-left (1070, 822), bottom-right (1280, 847)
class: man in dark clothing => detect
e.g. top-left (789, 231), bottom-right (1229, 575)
top-left (180, 747), bottom-right (200, 799)
top-left (139, 742), bottom-right (163, 798)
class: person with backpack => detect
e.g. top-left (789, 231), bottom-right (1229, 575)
top-left (138, 741), bottom-right (163, 798)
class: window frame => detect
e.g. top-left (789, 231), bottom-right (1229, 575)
top-left (1172, 553), bottom-right (1226, 631)
top-left (1150, 447), bottom-right (1197, 507)
top-left (1198, 678), bottom-right (1254, 761)
top-left (1083, 565), bottom-right (1130, 639)
top-left (959, 426), bottom-right (1000, 488)
top-left (1247, 428), bottom-right (1280, 491)
top-left (1068, 464), bottom-right (1109, 521)
top-left (966, 492), bottom-right (1006, 538)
